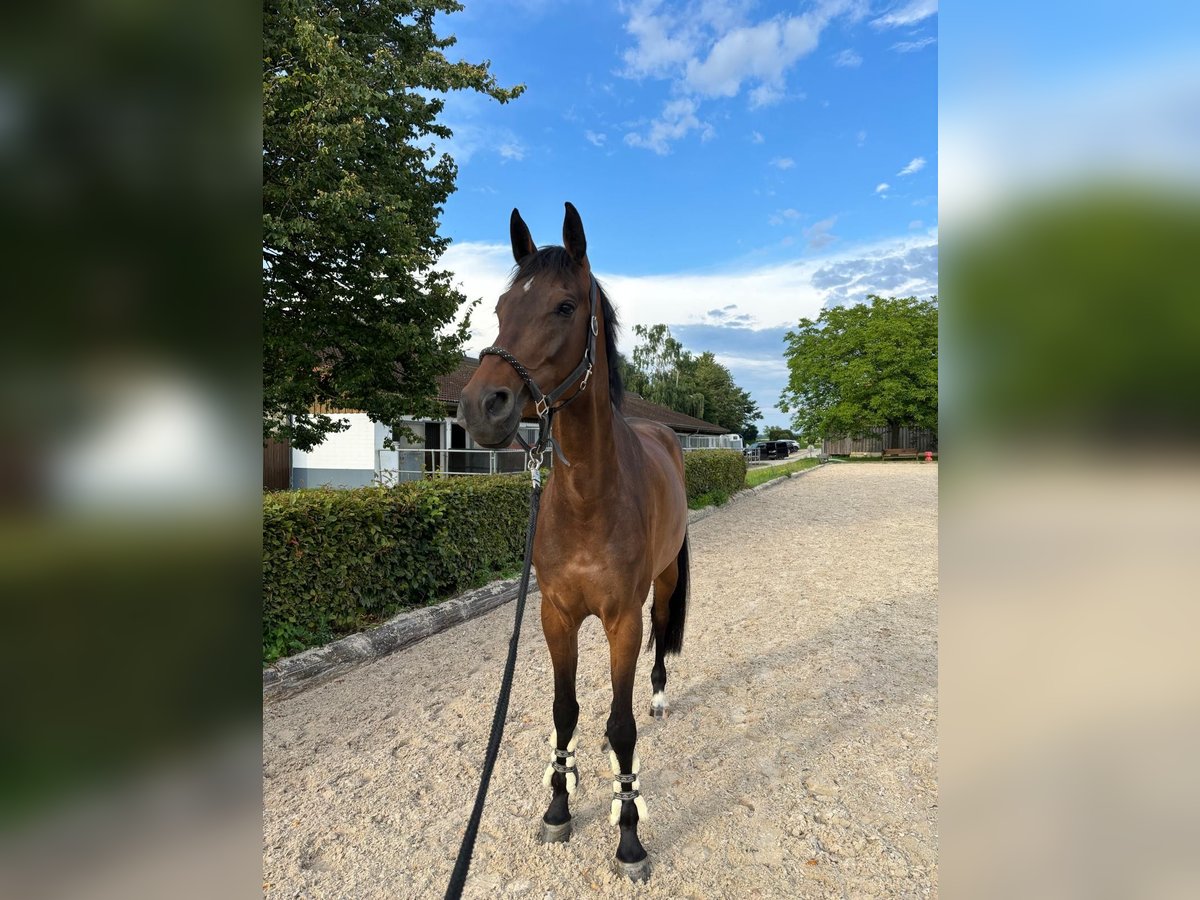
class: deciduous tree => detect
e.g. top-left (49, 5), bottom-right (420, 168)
top-left (264, 0), bottom-right (523, 449)
top-left (779, 295), bottom-right (937, 446)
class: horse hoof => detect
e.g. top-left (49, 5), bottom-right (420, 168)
top-left (613, 856), bottom-right (651, 882)
top-left (649, 704), bottom-right (668, 719)
top-left (540, 818), bottom-right (572, 844)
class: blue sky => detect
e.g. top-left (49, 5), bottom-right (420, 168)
top-left (433, 1), bottom-right (938, 429)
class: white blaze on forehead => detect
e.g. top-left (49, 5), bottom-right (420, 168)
top-left (523, 276), bottom-right (535, 293)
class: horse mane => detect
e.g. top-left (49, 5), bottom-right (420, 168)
top-left (509, 246), bottom-right (625, 410)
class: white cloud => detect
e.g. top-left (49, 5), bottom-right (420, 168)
top-left (497, 141), bottom-right (526, 162)
top-left (751, 130), bottom-right (765, 144)
top-left (804, 216), bottom-right (838, 249)
top-left (909, 219), bottom-right (924, 229)
top-left (618, 1), bottom-right (856, 152)
top-left (625, 97), bottom-right (714, 155)
top-left (768, 208), bottom-right (801, 225)
top-left (749, 84), bottom-right (786, 108)
top-left (439, 229), bottom-right (937, 427)
top-left (897, 156), bottom-right (926, 176)
top-left (619, 1), bottom-right (704, 78)
top-left (875, 182), bottom-right (890, 195)
top-left (892, 36), bottom-right (936, 53)
top-left (771, 156), bottom-right (795, 170)
top-left (439, 230), bottom-right (938, 356)
top-left (833, 48), bottom-right (863, 68)
top-left (871, 0), bottom-right (938, 29)
top-left (856, 129), bottom-right (867, 147)
top-left (585, 130), bottom-right (607, 147)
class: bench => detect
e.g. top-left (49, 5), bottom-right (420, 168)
top-left (882, 448), bottom-right (920, 460)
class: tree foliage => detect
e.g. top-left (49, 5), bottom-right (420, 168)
top-left (764, 426), bottom-right (796, 441)
top-left (620, 325), bottom-right (760, 434)
top-left (264, 0), bottom-right (523, 450)
top-left (779, 295), bottom-right (938, 445)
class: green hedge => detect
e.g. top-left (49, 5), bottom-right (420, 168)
top-left (683, 449), bottom-right (748, 509)
top-left (263, 476), bottom-right (532, 663)
top-left (263, 450), bottom-right (746, 662)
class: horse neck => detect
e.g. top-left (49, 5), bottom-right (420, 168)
top-left (548, 329), bottom-right (622, 505)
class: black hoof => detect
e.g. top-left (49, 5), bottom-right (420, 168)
top-left (540, 818), bottom-right (572, 843)
top-left (613, 856), bottom-right (651, 882)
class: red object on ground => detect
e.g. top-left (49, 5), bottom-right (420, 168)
top-left (924, 451), bottom-right (933, 462)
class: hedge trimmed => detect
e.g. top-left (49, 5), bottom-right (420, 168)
top-left (683, 448), bottom-right (747, 509)
top-left (263, 449), bottom-right (747, 662)
top-left (263, 477), bottom-right (531, 663)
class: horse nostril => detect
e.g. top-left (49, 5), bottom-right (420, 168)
top-left (484, 388), bottom-right (513, 420)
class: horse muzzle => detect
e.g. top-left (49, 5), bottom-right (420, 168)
top-left (458, 383), bottom-right (522, 449)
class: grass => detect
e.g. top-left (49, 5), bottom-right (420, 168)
top-left (688, 488), bottom-right (732, 510)
top-left (745, 456), bottom-right (821, 488)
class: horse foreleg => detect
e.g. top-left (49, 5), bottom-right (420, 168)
top-left (605, 612), bottom-right (651, 881)
top-left (539, 602), bottom-right (579, 843)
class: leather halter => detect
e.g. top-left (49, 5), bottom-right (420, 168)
top-left (479, 273), bottom-right (599, 470)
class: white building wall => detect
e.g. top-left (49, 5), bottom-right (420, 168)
top-left (291, 413), bottom-right (377, 469)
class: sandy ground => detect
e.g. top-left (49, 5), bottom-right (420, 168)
top-left (263, 464), bottom-right (938, 899)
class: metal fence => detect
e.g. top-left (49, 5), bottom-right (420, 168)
top-left (375, 447), bottom-right (533, 484)
top-left (678, 433), bottom-right (743, 452)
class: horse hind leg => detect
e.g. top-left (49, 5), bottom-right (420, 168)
top-left (647, 532), bottom-right (689, 720)
top-left (647, 572), bottom-right (673, 719)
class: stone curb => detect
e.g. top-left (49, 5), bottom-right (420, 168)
top-left (263, 462), bottom-right (826, 702)
top-left (687, 460), bottom-right (827, 526)
top-left (263, 574), bottom-right (536, 703)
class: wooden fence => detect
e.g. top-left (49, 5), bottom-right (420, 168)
top-left (822, 426), bottom-right (937, 455)
top-left (263, 438), bottom-right (291, 490)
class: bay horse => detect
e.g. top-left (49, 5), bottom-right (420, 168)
top-left (457, 203), bottom-right (690, 881)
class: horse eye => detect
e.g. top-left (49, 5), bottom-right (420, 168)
top-left (557, 302), bottom-right (576, 317)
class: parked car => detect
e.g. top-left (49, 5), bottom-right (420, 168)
top-left (785, 440), bottom-right (801, 454)
top-left (745, 440), bottom-right (789, 460)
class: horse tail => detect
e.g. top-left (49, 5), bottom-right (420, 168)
top-left (661, 531), bottom-right (689, 655)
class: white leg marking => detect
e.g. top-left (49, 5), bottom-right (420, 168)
top-left (651, 691), bottom-right (667, 710)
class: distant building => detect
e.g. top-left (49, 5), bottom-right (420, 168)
top-left (269, 356), bottom-right (740, 490)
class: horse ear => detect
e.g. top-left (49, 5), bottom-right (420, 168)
top-left (562, 202), bottom-right (587, 264)
top-left (510, 208), bottom-right (536, 264)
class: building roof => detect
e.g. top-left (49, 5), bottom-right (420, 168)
top-left (437, 357), bottom-right (728, 435)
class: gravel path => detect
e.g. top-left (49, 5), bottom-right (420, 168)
top-left (263, 464), bottom-right (938, 899)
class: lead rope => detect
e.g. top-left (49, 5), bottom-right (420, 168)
top-left (444, 459), bottom-right (543, 900)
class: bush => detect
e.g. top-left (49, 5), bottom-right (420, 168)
top-left (263, 451), bottom-right (747, 662)
top-left (683, 449), bottom-right (747, 509)
top-left (263, 476), bottom-right (532, 663)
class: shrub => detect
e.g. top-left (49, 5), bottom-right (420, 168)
top-left (263, 450), bottom-right (748, 662)
top-left (683, 449), bottom-right (747, 509)
top-left (263, 476), bottom-right (532, 663)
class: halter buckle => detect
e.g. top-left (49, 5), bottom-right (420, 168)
top-left (535, 396), bottom-right (549, 419)
top-left (579, 364), bottom-right (593, 392)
